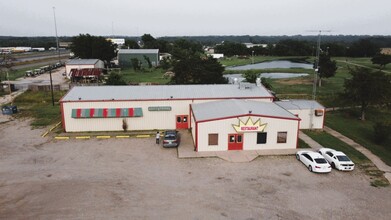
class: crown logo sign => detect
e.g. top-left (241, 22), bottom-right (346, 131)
top-left (232, 117), bottom-right (267, 133)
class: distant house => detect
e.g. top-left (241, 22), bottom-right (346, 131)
top-left (65, 59), bottom-right (104, 79)
top-left (118, 49), bottom-right (159, 68)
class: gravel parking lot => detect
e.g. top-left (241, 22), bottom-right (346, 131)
top-left (1, 119), bottom-right (391, 220)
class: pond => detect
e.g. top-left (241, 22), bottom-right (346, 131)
top-left (224, 73), bottom-right (309, 84)
top-left (226, 60), bottom-right (313, 70)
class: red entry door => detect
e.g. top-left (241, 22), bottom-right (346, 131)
top-left (228, 134), bottom-right (243, 150)
top-left (176, 115), bottom-right (189, 129)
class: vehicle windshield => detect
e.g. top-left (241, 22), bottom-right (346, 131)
top-left (314, 158), bottom-right (328, 164)
top-left (337, 155), bottom-right (351, 162)
top-left (164, 135), bottom-right (176, 140)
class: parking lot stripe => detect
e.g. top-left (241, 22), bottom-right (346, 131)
top-left (97, 136), bottom-right (111, 139)
top-left (116, 135), bottom-right (130, 138)
top-left (76, 136), bottom-right (90, 139)
top-left (136, 135), bottom-right (150, 138)
top-left (55, 136), bottom-right (69, 140)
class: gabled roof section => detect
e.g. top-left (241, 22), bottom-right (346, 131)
top-left (66, 59), bottom-right (100, 65)
top-left (275, 100), bottom-right (325, 110)
top-left (60, 84), bottom-right (274, 102)
top-left (192, 99), bottom-right (298, 122)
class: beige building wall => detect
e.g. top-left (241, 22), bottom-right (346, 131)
top-left (196, 116), bottom-right (299, 152)
top-left (62, 97), bottom-right (273, 132)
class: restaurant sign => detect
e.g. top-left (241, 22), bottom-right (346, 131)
top-left (232, 117), bottom-right (267, 133)
top-left (148, 106), bottom-right (172, 111)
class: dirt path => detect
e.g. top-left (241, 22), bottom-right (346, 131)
top-left (1, 119), bottom-right (391, 219)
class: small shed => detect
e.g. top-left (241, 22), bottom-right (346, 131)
top-left (275, 100), bottom-right (325, 129)
top-left (65, 59), bottom-right (104, 79)
top-left (118, 49), bottom-right (159, 68)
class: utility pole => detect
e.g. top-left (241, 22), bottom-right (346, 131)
top-left (312, 31), bottom-right (321, 100)
top-left (306, 29), bottom-right (331, 129)
top-left (50, 6), bottom-right (58, 106)
top-left (53, 7), bottom-right (60, 63)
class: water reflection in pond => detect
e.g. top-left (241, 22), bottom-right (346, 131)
top-left (226, 60), bottom-right (313, 70)
top-left (224, 73), bottom-right (309, 84)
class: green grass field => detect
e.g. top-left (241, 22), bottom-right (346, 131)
top-left (325, 108), bottom-right (391, 166)
top-left (110, 68), bottom-right (170, 84)
top-left (11, 90), bottom-right (66, 127)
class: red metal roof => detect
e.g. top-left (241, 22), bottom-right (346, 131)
top-left (70, 68), bottom-right (102, 77)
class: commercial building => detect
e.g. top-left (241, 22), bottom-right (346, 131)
top-left (65, 59), bottom-right (104, 79)
top-left (190, 100), bottom-right (299, 151)
top-left (117, 49), bottom-right (159, 68)
top-left (60, 84), bottom-right (325, 152)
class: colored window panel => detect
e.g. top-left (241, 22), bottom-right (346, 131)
top-left (129, 108), bottom-right (134, 117)
top-left (71, 109), bottom-right (77, 118)
top-left (90, 109), bottom-right (95, 118)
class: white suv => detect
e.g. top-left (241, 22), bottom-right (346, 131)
top-left (318, 148), bottom-right (355, 171)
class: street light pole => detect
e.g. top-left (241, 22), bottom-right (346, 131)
top-left (252, 50), bottom-right (254, 64)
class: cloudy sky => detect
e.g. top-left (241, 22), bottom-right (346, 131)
top-left (1, 0), bottom-right (390, 37)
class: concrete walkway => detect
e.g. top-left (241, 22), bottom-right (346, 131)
top-left (324, 126), bottom-right (391, 182)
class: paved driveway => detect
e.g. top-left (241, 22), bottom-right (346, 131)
top-left (1, 119), bottom-right (391, 220)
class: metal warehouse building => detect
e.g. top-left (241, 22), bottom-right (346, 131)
top-left (59, 84), bottom-right (330, 152)
top-left (117, 49), bottom-right (159, 68)
top-left (60, 84), bottom-right (274, 133)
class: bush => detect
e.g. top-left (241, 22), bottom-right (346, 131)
top-left (373, 122), bottom-right (391, 144)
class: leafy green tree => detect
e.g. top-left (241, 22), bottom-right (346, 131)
top-left (273, 39), bottom-right (312, 56)
top-left (347, 39), bottom-right (378, 57)
top-left (371, 54), bottom-right (391, 69)
top-left (160, 57), bottom-right (172, 70)
top-left (70, 34), bottom-right (116, 62)
top-left (317, 54), bottom-right (337, 86)
top-left (215, 41), bottom-right (248, 57)
top-left (123, 39), bottom-right (140, 49)
top-left (131, 58), bottom-right (141, 71)
top-left (171, 39), bottom-right (203, 59)
top-left (143, 55), bottom-right (152, 68)
top-left (171, 55), bottom-right (226, 84)
top-left (343, 67), bottom-right (391, 120)
top-left (242, 71), bottom-right (260, 83)
top-left (106, 72), bottom-right (127, 85)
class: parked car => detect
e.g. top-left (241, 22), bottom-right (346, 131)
top-left (163, 130), bottom-right (180, 148)
top-left (296, 151), bottom-right (332, 173)
top-left (318, 148), bottom-right (355, 171)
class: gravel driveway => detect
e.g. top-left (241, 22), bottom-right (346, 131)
top-left (1, 119), bottom-right (390, 220)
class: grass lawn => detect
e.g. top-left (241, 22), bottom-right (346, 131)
top-left (325, 108), bottom-right (391, 166)
top-left (111, 68), bottom-right (170, 84)
top-left (1, 65), bottom-right (46, 81)
top-left (11, 90), bottom-right (66, 127)
top-left (220, 56), bottom-right (310, 67)
top-left (303, 130), bottom-right (369, 164)
top-left (297, 138), bottom-right (311, 148)
top-left (334, 57), bottom-right (391, 73)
